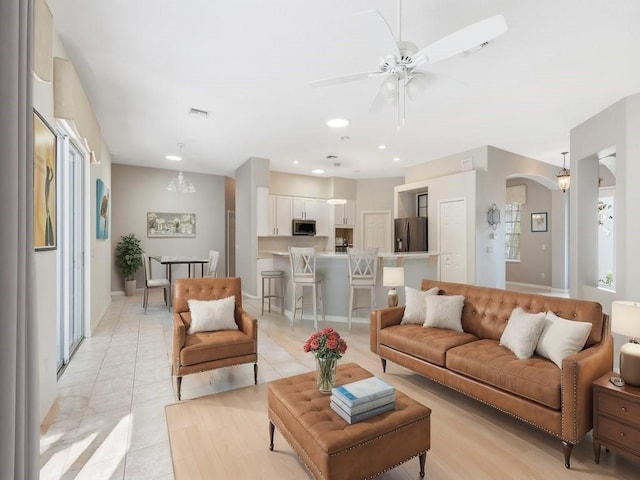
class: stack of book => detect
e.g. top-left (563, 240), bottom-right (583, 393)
top-left (330, 376), bottom-right (396, 424)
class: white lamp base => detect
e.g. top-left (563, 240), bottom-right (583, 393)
top-left (387, 288), bottom-right (398, 307)
top-left (620, 342), bottom-right (640, 387)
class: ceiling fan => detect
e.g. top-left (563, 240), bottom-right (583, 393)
top-left (309, 1), bottom-right (507, 127)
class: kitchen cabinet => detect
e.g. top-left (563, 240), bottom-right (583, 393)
top-left (333, 200), bottom-right (356, 226)
top-left (292, 197), bottom-right (328, 236)
top-left (257, 188), bottom-right (292, 236)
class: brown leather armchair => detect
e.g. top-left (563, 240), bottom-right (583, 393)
top-left (172, 276), bottom-right (258, 400)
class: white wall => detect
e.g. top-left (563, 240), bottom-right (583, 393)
top-left (33, 29), bottom-right (113, 421)
top-left (110, 164), bottom-right (226, 291)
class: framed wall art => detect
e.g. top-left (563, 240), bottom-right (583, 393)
top-left (531, 212), bottom-right (548, 232)
top-left (96, 178), bottom-right (110, 239)
top-left (33, 110), bottom-right (57, 250)
top-left (147, 212), bottom-right (196, 238)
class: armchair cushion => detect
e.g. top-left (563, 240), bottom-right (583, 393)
top-left (187, 296), bottom-right (237, 334)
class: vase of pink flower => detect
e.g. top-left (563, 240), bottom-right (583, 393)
top-left (303, 327), bottom-right (348, 394)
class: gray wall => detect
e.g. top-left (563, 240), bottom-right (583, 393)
top-left (111, 164), bottom-right (226, 291)
top-left (505, 178), bottom-right (552, 286)
top-left (353, 177), bottom-right (404, 248)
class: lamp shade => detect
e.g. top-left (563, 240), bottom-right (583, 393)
top-left (611, 301), bottom-right (640, 338)
top-left (383, 267), bottom-right (404, 287)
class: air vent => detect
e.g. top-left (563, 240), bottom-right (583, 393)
top-left (189, 107), bottom-right (209, 118)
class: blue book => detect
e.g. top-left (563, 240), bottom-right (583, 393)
top-left (330, 399), bottom-right (396, 424)
top-left (330, 392), bottom-right (395, 415)
top-left (332, 376), bottom-right (395, 407)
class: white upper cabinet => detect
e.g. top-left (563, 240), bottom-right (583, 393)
top-left (333, 200), bottom-right (356, 226)
top-left (257, 188), bottom-right (293, 236)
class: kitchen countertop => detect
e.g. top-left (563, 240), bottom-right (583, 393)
top-left (258, 250), bottom-right (443, 259)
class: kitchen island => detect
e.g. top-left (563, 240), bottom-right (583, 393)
top-left (258, 250), bottom-right (441, 327)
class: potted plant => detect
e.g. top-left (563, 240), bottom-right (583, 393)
top-left (115, 233), bottom-right (143, 296)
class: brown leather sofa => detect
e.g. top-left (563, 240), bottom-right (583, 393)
top-left (172, 276), bottom-right (258, 400)
top-left (370, 280), bottom-right (613, 468)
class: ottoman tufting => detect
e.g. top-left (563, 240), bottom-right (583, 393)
top-left (268, 362), bottom-right (431, 479)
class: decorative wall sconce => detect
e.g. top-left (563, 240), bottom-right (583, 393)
top-left (487, 204), bottom-right (500, 230)
top-left (557, 151), bottom-right (570, 193)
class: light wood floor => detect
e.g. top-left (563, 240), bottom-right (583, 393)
top-left (170, 296), bottom-right (638, 479)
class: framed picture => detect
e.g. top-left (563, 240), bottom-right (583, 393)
top-left (531, 212), bottom-right (548, 232)
top-left (147, 212), bottom-right (196, 238)
top-left (96, 178), bottom-right (110, 239)
top-left (33, 110), bottom-right (57, 250)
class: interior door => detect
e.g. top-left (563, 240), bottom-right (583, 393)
top-left (439, 199), bottom-right (467, 283)
top-left (362, 211), bottom-right (391, 252)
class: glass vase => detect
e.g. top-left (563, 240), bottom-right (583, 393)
top-left (316, 357), bottom-right (337, 394)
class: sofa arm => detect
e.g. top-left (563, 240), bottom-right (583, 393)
top-left (560, 318), bottom-right (613, 444)
top-left (236, 307), bottom-right (258, 341)
top-left (172, 313), bottom-right (187, 374)
top-left (370, 306), bottom-right (405, 353)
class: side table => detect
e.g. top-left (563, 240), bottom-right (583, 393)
top-left (592, 372), bottom-right (640, 464)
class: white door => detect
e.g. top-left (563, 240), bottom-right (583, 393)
top-left (362, 211), bottom-right (392, 252)
top-left (439, 199), bottom-right (467, 283)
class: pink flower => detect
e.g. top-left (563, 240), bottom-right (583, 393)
top-left (303, 328), bottom-right (348, 361)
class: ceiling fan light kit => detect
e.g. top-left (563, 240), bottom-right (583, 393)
top-left (309, 1), bottom-right (507, 127)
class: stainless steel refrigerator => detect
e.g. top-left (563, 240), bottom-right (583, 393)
top-left (394, 217), bottom-right (428, 252)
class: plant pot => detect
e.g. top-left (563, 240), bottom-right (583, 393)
top-left (124, 279), bottom-right (136, 296)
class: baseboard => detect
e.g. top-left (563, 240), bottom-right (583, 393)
top-left (505, 281), bottom-right (551, 291)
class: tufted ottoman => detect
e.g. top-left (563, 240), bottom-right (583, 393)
top-left (268, 362), bottom-right (431, 479)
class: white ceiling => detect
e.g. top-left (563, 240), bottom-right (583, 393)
top-left (47, 0), bottom-right (640, 179)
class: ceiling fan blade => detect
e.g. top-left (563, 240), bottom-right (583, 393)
top-left (358, 9), bottom-right (400, 58)
top-left (411, 14), bottom-right (507, 66)
top-left (308, 71), bottom-right (384, 88)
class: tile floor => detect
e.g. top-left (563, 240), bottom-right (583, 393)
top-left (39, 291), bottom-right (311, 480)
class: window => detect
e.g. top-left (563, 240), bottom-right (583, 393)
top-left (505, 202), bottom-right (521, 261)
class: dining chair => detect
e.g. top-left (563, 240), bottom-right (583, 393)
top-left (205, 250), bottom-right (220, 277)
top-left (347, 247), bottom-right (379, 331)
top-left (172, 276), bottom-right (257, 400)
top-left (289, 246), bottom-right (324, 330)
top-left (142, 253), bottom-right (171, 313)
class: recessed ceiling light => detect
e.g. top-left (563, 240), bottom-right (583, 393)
top-left (312, 169), bottom-right (325, 174)
top-left (327, 118), bottom-right (349, 128)
top-left (393, 157), bottom-right (400, 163)
top-left (165, 154), bottom-right (182, 161)
top-left (378, 144), bottom-right (387, 150)
top-left (292, 160), bottom-right (300, 164)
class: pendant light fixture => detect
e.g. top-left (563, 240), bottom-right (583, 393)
top-left (557, 151), bottom-right (570, 193)
top-left (167, 143), bottom-right (196, 193)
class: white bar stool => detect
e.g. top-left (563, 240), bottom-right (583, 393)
top-left (288, 246), bottom-right (324, 329)
top-left (347, 247), bottom-right (379, 331)
top-left (261, 270), bottom-right (285, 315)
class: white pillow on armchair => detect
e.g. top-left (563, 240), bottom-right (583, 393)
top-left (187, 296), bottom-right (237, 334)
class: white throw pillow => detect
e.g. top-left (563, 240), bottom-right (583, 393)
top-left (401, 286), bottom-right (440, 324)
top-left (535, 311), bottom-right (593, 368)
top-left (423, 295), bottom-right (465, 332)
top-left (500, 307), bottom-right (546, 359)
top-left (187, 296), bottom-right (237, 334)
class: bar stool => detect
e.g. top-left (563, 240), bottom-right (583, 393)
top-left (289, 246), bottom-right (324, 329)
top-left (347, 247), bottom-right (379, 331)
top-left (261, 270), bottom-right (285, 315)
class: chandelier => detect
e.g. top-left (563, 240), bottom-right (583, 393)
top-left (167, 143), bottom-right (196, 193)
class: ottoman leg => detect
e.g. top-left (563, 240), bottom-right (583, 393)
top-left (419, 452), bottom-right (426, 477)
top-left (269, 421), bottom-right (275, 451)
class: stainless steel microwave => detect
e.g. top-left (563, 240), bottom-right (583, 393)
top-left (292, 219), bottom-right (316, 236)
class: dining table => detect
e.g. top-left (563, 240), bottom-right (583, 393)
top-left (151, 255), bottom-right (209, 284)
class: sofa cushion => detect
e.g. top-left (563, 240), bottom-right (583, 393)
top-left (423, 294), bottom-right (465, 332)
top-left (446, 339), bottom-right (561, 409)
top-left (401, 286), bottom-right (440, 324)
top-left (499, 307), bottom-right (546, 359)
top-left (180, 329), bottom-right (254, 366)
top-left (535, 311), bottom-right (592, 368)
top-left (380, 324), bottom-right (478, 366)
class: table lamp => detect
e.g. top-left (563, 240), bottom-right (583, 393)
top-left (611, 300), bottom-right (640, 386)
top-left (383, 267), bottom-right (404, 307)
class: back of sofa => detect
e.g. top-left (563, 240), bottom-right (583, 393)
top-left (421, 280), bottom-right (605, 347)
